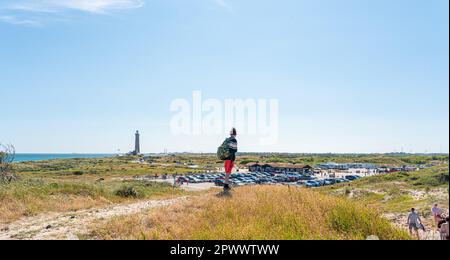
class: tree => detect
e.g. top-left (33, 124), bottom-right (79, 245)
top-left (0, 143), bottom-right (16, 183)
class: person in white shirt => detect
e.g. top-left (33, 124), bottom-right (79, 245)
top-left (407, 208), bottom-right (422, 240)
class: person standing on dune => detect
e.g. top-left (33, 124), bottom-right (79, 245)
top-left (217, 128), bottom-right (238, 192)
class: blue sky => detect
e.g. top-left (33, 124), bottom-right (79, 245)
top-left (0, 0), bottom-right (448, 154)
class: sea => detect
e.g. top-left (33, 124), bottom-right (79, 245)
top-left (14, 154), bottom-right (114, 163)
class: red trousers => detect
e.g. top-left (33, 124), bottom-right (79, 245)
top-left (224, 160), bottom-right (234, 174)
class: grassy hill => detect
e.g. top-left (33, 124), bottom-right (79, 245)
top-left (344, 164), bottom-right (448, 189)
top-left (319, 164), bottom-right (449, 214)
top-left (3, 154), bottom-right (447, 239)
top-left (88, 185), bottom-right (410, 240)
top-left (1, 156), bottom-right (203, 223)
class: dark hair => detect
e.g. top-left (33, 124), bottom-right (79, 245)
top-left (411, 208), bottom-right (415, 211)
top-left (230, 128), bottom-right (237, 136)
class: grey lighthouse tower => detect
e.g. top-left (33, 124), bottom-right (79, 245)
top-left (134, 130), bottom-right (141, 155)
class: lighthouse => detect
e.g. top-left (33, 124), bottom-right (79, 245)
top-left (134, 130), bottom-right (141, 155)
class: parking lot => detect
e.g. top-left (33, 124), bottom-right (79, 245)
top-left (174, 171), bottom-right (363, 188)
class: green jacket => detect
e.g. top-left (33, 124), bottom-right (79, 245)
top-left (224, 136), bottom-right (238, 161)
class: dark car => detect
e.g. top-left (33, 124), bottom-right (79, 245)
top-left (345, 175), bottom-right (361, 181)
top-left (177, 176), bottom-right (189, 183)
top-left (335, 178), bottom-right (349, 183)
top-left (274, 176), bottom-right (289, 182)
top-left (256, 178), bottom-right (269, 184)
top-left (287, 174), bottom-right (302, 182)
top-left (324, 178), bottom-right (337, 185)
top-left (304, 180), bottom-right (320, 187)
top-left (298, 175), bottom-right (315, 181)
top-left (316, 180), bottom-right (326, 186)
top-left (214, 179), bottom-right (226, 186)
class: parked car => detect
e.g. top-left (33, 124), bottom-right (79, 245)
top-left (287, 174), bottom-right (302, 182)
top-left (335, 178), bottom-right (349, 183)
top-left (296, 181), bottom-right (306, 186)
top-left (316, 180), bottom-right (326, 186)
top-left (298, 175), bottom-right (315, 181)
top-left (304, 180), bottom-right (320, 187)
top-left (345, 175), bottom-right (361, 181)
top-left (274, 176), bottom-right (289, 182)
top-left (233, 180), bottom-right (243, 186)
top-left (214, 179), bottom-right (225, 186)
top-left (324, 178), bottom-right (336, 185)
top-left (256, 178), bottom-right (269, 184)
top-left (177, 176), bottom-right (189, 183)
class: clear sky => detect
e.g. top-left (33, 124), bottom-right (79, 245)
top-left (0, 0), bottom-right (448, 154)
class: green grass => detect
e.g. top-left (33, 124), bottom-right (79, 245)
top-left (348, 164), bottom-right (449, 189)
top-left (14, 156), bottom-right (204, 177)
top-left (14, 154), bottom-right (449, 178)
top-left (319, 164), bottom-right (449, 214)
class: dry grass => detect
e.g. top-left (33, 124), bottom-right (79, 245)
top-left (88, 185), bottom-right (410, 240)
top-left (0, 179), bottom-right (185, 223)
top-left (0, 195), bottom-right (109, 222)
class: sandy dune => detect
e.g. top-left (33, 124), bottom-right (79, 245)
top-left (0, 197), bottom-right (188, 240)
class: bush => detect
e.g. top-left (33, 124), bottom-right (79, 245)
top-left (345, 187), bottom-right (352, 196)
top-left (115, 186), bottom-right (139, 198)
top-left (0, 144), bottom-right (17, 183)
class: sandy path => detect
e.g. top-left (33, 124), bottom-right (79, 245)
top-left (0, 196), bottom-right (188, 240)
top-left (383, 213), bottom-right (444, 240)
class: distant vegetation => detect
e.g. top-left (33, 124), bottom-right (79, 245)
top-left (237, 153), bottom-right (448, 167)
top-left (0, 143), bottom-right (17, 183)
top-left (88, 185), bottom-right (410, 240)
top-left (13, 156), bottom-right (204, 177)
top-left (351, 165), bottom-right (449, 188)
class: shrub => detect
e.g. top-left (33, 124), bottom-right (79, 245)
top-left (0, 144), bottom-right (17, 183)
top-left (115, 186), bottom-right (139, 198)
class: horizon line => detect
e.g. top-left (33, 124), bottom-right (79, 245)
top-left (14, 152), bottom-right (450, 155)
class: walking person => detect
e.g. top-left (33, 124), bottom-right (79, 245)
top-left (438, 217), bottom-right (449, 240)
top-left (407, 208), bottom-right (423, 240)
top-left (217, 128), bottom-right (238, 192)
top-left (431, 204), bottom-right (443, 230)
